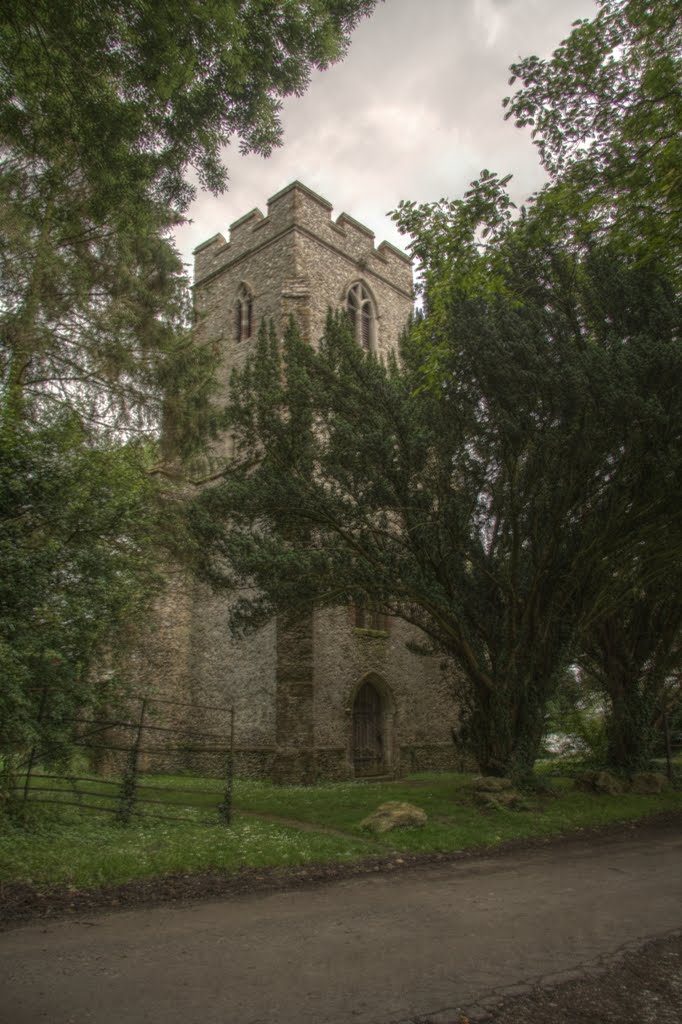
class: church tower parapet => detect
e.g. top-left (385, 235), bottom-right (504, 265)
top-left (193, 180), bottom-right (412, 301)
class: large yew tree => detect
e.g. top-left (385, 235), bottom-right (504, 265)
top-left (503, 0), bottom-right (682, 770)
top-left (191, 236), bottom-right (681, 780)
top-left (188, 0), bottom-right (682, 781)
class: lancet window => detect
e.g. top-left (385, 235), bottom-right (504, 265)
top-left (346, 282), bottom-right (376, 353)
top-left (235, 283), bottom-right (253, 342)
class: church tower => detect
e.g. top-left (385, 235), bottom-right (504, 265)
top-left (147, 183), bottom-right (459, 783)
top-left (192, 179), bottom-right (414, 437)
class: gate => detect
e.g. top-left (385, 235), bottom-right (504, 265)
top-left (352, 680), bottom-right (385, 777)
top-left (13, 694), bottom-right (235, 825)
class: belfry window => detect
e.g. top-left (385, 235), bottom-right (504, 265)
top-left (346, 282), bottom-right (376, 353)
top-left (354, 602), bottom-right (388, 632)
top-left (235, 283), bottom-right (253, 342)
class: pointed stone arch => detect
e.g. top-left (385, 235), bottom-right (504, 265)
top-left (234, 281), bottom-right (255, 342)
top-left (343, 279), bottom-right (379, 354)
top-left (350, 673), bottom-right (395, 777)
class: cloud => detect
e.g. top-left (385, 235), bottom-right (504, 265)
top-left (175, 0), bottom-right (597, 273)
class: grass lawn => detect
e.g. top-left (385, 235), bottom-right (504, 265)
top-left (1, 771), bottom-right (680, 889)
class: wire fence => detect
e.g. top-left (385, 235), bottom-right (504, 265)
top-left (13, 694), bottom-right (235, 825)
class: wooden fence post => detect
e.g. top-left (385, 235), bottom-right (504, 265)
top-left (117, 698), bottom-right (147, 824)
top-left (219, 708), bottom-right (235, 825)
top-left (20, 685), bottom-right (50, 814)
top-left (662, 703), bottom-right (673, 783)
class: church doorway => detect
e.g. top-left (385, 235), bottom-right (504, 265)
top-left (352, 677), bottom-right (391, 777)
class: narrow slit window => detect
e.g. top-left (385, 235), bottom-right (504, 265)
top-left (235, 284), bottom-right (254, 342)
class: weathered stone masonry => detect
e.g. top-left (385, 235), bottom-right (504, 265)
top-left (143, 182), bottom-right (460, 783)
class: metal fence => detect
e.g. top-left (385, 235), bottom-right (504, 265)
top-left (15, 695), bottom-right (235, 825)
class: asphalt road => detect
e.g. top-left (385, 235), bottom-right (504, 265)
top-left (2, 825), bottom-right (681, 1024)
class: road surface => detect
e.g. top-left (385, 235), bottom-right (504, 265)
top-left (2, 824), bottom-right (681, 1024)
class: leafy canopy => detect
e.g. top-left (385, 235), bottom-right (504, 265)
top-left (496, 0), bottom-right (682, 769)
top-left (0, 415), bottom-right (161, 761)
top-left (1, 1), bottom-right (377, 213)
top-left (0, 0), bottom-right (377, 436)
top-left (0, 1), bottom-right (378, 771)
top-left (504, 0), bottom-right (682, 275)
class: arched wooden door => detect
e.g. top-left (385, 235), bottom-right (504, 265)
top-left (352, 681), bottom-right (385, 777)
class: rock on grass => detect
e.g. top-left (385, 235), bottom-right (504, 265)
top-left (360, 802), bottom-right (428, 833)
top-left (630, 772), bottom-right (669, 795)
top-left (471, 777), bottom-right (514, 792)
top-left (575, 771), bottom-right (625, 796)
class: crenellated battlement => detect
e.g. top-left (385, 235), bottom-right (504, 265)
top-left (193, 181), bottom-right (412, 296)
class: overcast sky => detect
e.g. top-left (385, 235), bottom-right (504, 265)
top-left (176, 0), bottom-right (597, 273)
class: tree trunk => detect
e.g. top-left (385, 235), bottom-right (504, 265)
top-left (605, 687), bottom-right (656, 775)
top-left (467, 678), bottom-right (547, 782)
top-left (1, 195), bottom-right (55, 433)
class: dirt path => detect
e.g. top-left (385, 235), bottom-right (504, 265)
top-left (237, 807), bottom-right (378, 841)
top-left (1, 817), bottom-right (681, 1024)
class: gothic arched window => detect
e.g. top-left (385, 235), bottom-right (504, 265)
top-left (346, 282), bottom-right (376, 353)
top-left (235, 283), bottom-right (253, 342)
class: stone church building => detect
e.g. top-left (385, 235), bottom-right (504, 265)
top-left (145, 182), bottom-right (459, 784)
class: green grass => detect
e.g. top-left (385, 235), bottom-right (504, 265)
top-left (234, 774), bottom-right (682, 854)
top-left (1, 771), bottom-right (680, 889)
top-left (0, 816), bottom-right (371, 888)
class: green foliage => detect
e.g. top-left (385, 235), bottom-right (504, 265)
top-left (0, 1), bottom-right (376, 767)
top-left (2, 773), bottom-right (681, 887)
top-left (0, 415), bottom-right (161, 766)
top-left (498, 1), bottom-right (682, 775)
top-left (387, 2), bottom-right (682, 780)
top-left (0, 0), bottom-right (376, 212)
top-left (578, 576), bottom-right (682, 774)
top-left (544, 674), bottom-right (609, 766)
top-left (0, 158), bottom-right (212, 445)
top-left (1, 0), bottom-right (376, 440)
top-left (191, 245), bottom-right (681, 781)
top-left (391, 169), bottom-right (517, 287)
top-left (504, 0), bottom-right (682, 277)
